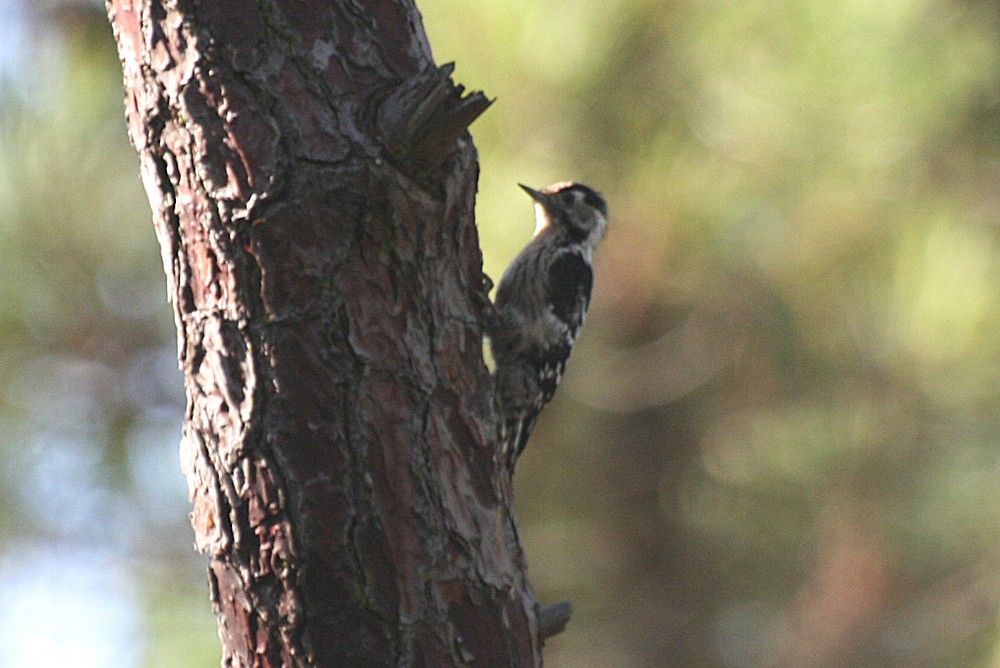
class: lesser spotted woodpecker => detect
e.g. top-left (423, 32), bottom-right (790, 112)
top-left (488, 181), bottom-right (608, 474)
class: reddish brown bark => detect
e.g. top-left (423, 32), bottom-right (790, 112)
top-left (106, 1), bottom-right (537, 665)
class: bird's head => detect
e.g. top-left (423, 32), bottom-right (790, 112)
top-left (519, 181), bottom-right (608, 245)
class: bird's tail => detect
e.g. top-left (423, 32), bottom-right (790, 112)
top-left (499, 409), bottom-right (540, 474)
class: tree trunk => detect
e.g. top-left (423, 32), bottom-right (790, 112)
top-left (106, 1), bottom-right (539, 665)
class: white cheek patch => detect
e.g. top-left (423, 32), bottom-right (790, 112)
top-left (532, 204), bottom-right (553, 238)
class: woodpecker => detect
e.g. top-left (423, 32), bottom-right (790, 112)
top-left (488, 181), bottom-right (608, 474)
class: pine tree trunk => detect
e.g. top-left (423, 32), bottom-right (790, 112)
top-left (106, 1), bottom-right (539, 664)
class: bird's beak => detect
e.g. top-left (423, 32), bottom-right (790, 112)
top-left (518, 183), bottom-right (548, 204)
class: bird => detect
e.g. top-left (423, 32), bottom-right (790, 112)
top-left (487, 181), bottom-right (608, 474)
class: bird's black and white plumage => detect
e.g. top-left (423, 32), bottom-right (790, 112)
top-left (488, 181), bottom-right (608, 474)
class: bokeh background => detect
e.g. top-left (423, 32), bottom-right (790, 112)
top-left (3, 0), bottom-right (1000, 666)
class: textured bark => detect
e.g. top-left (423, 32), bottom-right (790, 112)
top-left (106, 1), bottom-right (537, 665)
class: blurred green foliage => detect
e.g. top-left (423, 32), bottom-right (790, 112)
top-left (424, 0), bottom-right (1000, 666)
top-left (2, 0), bottom-right (1000, 666)
top-left (0, 3), bottom-right (216, 666)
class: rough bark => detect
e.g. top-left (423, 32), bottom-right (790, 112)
top-left (106, 1), bottom-right (538, 665)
